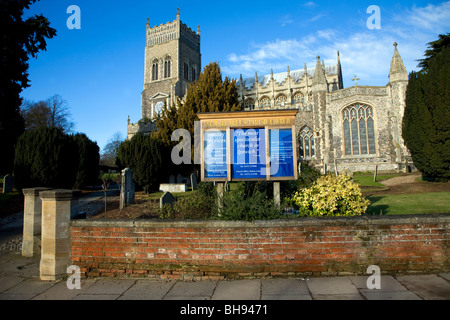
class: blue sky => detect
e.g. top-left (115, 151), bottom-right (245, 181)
top-left (21, 0), bottom-right (450, 152)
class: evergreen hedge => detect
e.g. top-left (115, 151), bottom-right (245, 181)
top-left (117, 133), bottom-right (169, 193)
top-left (14, 127), bottom-right (99, 190)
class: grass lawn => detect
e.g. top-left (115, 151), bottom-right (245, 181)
top-left (352, 174), bottom-right (403, 188)
top-left (366, 191), bottom-right (450, 215)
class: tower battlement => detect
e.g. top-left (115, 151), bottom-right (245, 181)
top-left (146, 9), bottom-right (200, 49)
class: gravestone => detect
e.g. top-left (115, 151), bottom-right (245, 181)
top-left (120, 168), bottom-right (135, 209)
top-left (169, 175), bottom-right (176, 184)
top-left (2, 174), bottom-right (13, 194)
top-left (160, 184), bottom-right (187, 193)
top-left (190, 172), bottom-right (198, 191)
top-left (176, 174), bottom-right (183, 184)
top-left (160, 192), bottom-right (176, 209)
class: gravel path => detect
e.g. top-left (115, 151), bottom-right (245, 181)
top-left (381, 174), bottom-right (421, 187)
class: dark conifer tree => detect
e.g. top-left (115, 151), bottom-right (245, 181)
top-left (403, 46), bottom-right (450, 180)
top-left (0, 0), bottom-right (57, 174)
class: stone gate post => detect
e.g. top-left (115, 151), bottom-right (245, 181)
top-left (22, 188), bottom-right (53, 257)
top-left (39, 190), bottom-right (81, 281)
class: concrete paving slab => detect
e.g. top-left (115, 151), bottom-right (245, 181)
top-left (261, 294), bottom-right (312, 300)
top-left (261, 279), bottom-right (310, 296)
top-left (32, 279), bottom-right (96, 300)
top-left (397, 275), bottom-right (450, 300)
top-left (81, 279), bottom-right (136, 295)
top-left (439, 273), bottom-right (450, 282)
top-left (119, 280), bottom-right (174, 300)
top-left (212, 280), bottom-right (261, 300)
top-left (362, 291), bottom-right (421, 300)
top-left (163, 296), bottom-right (210, 300)
top-left (312, 294), bottom-right (365, 300)
top-left (0, 293), bottom-right (37, 300)
top-left (307, 277), bottom-right (359, 296)
top-left (0, 252), bottom-right (39, 277)
top-left (165, 280), bottom-right (217, 299)
top-left (349, 275), bottom-right (408, 292)
top-left (4, 278), bottom-right (54, 295)
top-left (0, 276), bottom-right (24, 293)
top-left (73, 294), bottom-right (121, 300)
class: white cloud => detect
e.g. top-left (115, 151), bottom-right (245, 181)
top-left (394, 1), bottom-right (450, 31)
top-left (304, 1), bottom-right (317, 7)
top-left (310, 13), bottom-right (326, 22)
top-left (222, 2), bottom-right (449, 87)
top-left (279, 14), bottom-right (294, 27)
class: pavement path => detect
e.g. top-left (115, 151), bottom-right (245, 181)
top-left (0, 251), bottom-right (449, 301)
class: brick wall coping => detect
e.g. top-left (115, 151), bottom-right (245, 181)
top-left (71, 213), bottom-right (450, 229)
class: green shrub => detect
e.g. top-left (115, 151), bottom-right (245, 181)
top-left (291, 173), bottom-right (370, 217)
top-left (219, 182), bottom-right (281, 221)
top-left (281, 162), bottom-right (322, 199)
top-left (159, 203), bottom-right (175, 219)
top-left (158, 191), bottom-right (214, 220)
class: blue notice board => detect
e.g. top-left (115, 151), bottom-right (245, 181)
top-left (204, 130), bottom-right (227, 179)
top-left (269, 129), bottom-right (294, 178)
top-left (232, 128), bottom-right (266, 179)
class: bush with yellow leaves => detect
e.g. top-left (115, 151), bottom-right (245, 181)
top-left (291, 173), bottom-right (370, 217)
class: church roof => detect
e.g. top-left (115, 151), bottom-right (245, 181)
top-left (238, 65), bottom-right (338, 89)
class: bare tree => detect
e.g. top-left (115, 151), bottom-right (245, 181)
top-left (100, 132), bottom-right (125, 166)
top-left (21, 94), bottom-right (75, 133)
top-left (46, 95), bottom-right (75, 133)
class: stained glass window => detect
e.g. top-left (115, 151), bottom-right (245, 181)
top-left (260, 97), bottom-right (271, 109)
top-left (299, 126), bottom-right (315, 158)
top-left (244, 99), bottom-right (255, 110)
top-left (294, 93), bottom-right (305, 106)
top-left (342, 104), bottom-right (376, 156)
top-left (275, 95), bottom-right (287, 108)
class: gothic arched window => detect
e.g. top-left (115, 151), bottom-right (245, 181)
top-left (152, 60), bottom-right (159, 81)
top-left (191, 66), bottom-right (196, 81)
top-left (164, 58), bottom-right (171, 78)
top-left (293, 93), bottom-right (305, 106)
top-left (259, 97), bottom-right (271, 109)
top-left (244, 99), bottom-right (255, 110)
top-left (275, 95), bottom-right (287, 108)
top-left (299, 126), bottom-right (315, 158)
top-left (342, 104), bottom-right (376, 156)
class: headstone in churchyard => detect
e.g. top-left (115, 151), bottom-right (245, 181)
top-left (120, 168), bottom-right (135, 209)
top-left (176, 174), bottom-right (183, 184)
top-left (2, 174), bottom-right (13, 194)
top-left (160, 192), bottom-right (176, 209)
top-left (169, 175), bottom-right (176, 184)
top-left (190, 172), bottom-right (198, 191)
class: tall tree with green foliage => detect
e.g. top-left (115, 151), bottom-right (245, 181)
top-left (154, 62), bottom-right (242, 175)
top-left (177, 62), bottom-right (242, 136)
top-left (403, 44), bottom-right (450, 181)
top-left (72, 133), bottom-right (100, 189)
top-left (417, 33), bottom-right (450, 71)
top-left (117, 133), bottom-right (169, 193)
top-left (0, 0), bottom-right (57, 174)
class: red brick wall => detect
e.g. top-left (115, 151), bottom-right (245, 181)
top-left (71, 215), bottom-right (449, 280)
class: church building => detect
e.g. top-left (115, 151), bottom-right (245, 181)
top-left (128, 9), bottom-right (412, 173)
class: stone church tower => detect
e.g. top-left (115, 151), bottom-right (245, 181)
top-left (128, 9), bottom-right (201, 139)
